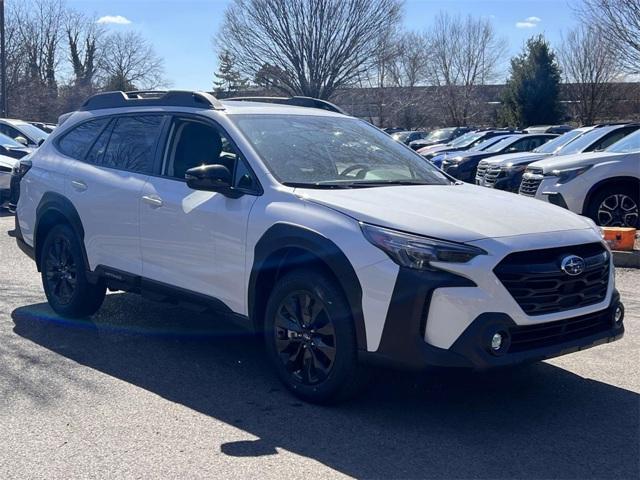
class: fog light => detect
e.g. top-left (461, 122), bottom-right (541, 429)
top-left (491, 332), bottom-right (503, 351)
top-left (614, 304), bottom-right (624, 325)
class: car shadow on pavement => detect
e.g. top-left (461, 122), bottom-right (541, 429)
top-left (11, 293), bottom-right (640, 480)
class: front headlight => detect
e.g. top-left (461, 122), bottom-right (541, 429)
top-left (360, 223), bottom-right (486, 270)
top-left (550, 165), bottom-right (592, 184)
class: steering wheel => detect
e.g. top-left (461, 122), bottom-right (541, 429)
top-left (340, 164), bottom-right (373, 179)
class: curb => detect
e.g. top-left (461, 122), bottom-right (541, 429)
top-left (613, 250), bottom-right (640, 269)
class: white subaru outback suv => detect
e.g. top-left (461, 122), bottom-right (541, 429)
top-left (14, 91), bottom-right (625, 403)
top-left (520, 129), bottom-right (640, 228)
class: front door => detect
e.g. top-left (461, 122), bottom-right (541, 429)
top-left (139, 117), bottom-right (259, 314)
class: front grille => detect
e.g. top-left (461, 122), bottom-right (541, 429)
top-left (519, 167), bottom-right (543, 196)
top-left (483, 165), bottom-right (502, 188)
top-left (475, 161), bottom-right (489, 184)
top-left (494, 243), bottom-right (610, 316)
top-left (508, 309), bottom-right (612, 353)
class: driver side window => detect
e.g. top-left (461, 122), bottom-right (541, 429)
top-left (162, 118), bottom-right (258, 191)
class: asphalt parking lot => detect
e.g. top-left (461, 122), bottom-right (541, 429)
top-left (0, 211), bottom-right (638, 479)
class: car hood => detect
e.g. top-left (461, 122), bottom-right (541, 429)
top-left (482, 151), bottom-right (552, 166)
top-left (417, 143), bottom-right (449, 153)
top-left (0, 154), bottom-right (19, 169)
top-left (528, 151), bottom-right (625, 173)
top-left (296, 183), bottom-right (593, 243)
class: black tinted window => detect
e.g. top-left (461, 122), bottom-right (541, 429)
top-left (57, 118), bottom-right (109, 160)
top-left (98, 115), bottom-right (165, 173)
top-left (86, 120), bottom-right (113, 165)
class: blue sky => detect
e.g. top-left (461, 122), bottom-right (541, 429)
top-left (68, 0), bottom-right (578, 91)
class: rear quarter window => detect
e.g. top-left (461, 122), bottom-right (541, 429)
top-left (57, 118), bottom-right (110, 160)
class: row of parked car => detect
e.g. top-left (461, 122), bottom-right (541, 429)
top-left (391, 124), bottom-right (639, 228)
top-left (0, 118), bottom-right (53, 210)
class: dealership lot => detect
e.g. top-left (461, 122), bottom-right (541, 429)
top-left (0, 212), bottom-right (638, 479)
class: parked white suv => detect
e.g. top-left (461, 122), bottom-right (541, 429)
top-left (14, 91), bottom-right (625, 403)
top-left (520, 129), bottom-right (640, 228)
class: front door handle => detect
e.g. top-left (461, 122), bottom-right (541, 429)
top-left (142, 194), bottom-right (163, 208)
top-left (71, 180), bottom-right (87, 192)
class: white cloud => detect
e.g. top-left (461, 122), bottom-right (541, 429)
top-left (515, 16), bottom-right (541, 28)
top-left (96, 15), bottom-right (132, 25)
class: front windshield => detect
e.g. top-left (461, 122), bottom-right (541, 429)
top-left (605, 129), bottom-right (640, 153)
top-left (233, 115), bottom-right (451, 187)
top-left (533, 129), bottom-right (585, 154)
top-left (424, 127), bottom-right (455, 143)
top-left (482, 136), bottom-right (520, 153)
top-left (555, 128), bottom-right (609, 155)
top-left (0, 132), bottom-right (26, 148)
top-left (473, 135), bottom-right (511, 152)
top-left (449, 131), bottom-right (483, 148)
top-left (15, 122), bottom-right (48, 143)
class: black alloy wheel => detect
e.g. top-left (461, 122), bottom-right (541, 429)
top-left (274, 290), bottom-right (337, 385)
top-left (43, 234), bottom-right (78, 305)
top-left (40, 224), bottom-right (106, 318)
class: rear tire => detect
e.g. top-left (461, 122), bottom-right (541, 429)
top-left (587, 185), bottom-right (639, 228)
top-left (40, 224), bottom-right (106, 318)
top-left (263, 269), bottom-right (368, 404)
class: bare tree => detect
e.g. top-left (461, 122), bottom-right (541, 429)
top-left (99, 31), bottom-right (166, 91)
top-left (65, 10), bottom-right (104, 89)
top-left (6, 0), bottom-right (65, 120)
top-left (425, 12), bottom-right (505, 125)
top-left (579, 0), bottom-right (640, 74)
top-left (560, 25), bottom-right (622, 125)
top-left (217, 0), bottom-right (402, 99)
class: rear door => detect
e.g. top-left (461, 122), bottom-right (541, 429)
top-left (64, 114), bottom-right (168, 275)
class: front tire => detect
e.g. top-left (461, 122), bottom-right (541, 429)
top-left (587, 186), bottom-right (639, 228)
top-left (263, 269), bottom-right (367, 404)
top-left (40, 224), bottom-right (106, 318)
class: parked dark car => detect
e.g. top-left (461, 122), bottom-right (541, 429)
top-left (476, 123), bottom-right (640, 192)
top-left (408, 126), bottom-right (471, 150)
top-left (441, 134), bottom-right (557, 183)
top-left (391, 130), bottom-right (429, 145)
top-left (418, 129), bottom-right (520, 160)
top-left (429, 134), bottom-right (514, 168)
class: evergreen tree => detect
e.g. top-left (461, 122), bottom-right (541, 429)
top-left (213, 51), bottom-right (246, 94)
top-left (500, 35), bottom-right (563, 127)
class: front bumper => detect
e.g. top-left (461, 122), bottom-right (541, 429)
top-left (441, 160), bottom-right (478, 183)
top-left (362, 289), bottom-right (624, 370)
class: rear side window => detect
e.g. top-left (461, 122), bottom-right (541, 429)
top-left (97, 115), bottom-right (165, 174)
top-left (57, 118), bottom-right (109, 160)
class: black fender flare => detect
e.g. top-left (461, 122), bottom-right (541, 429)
top-left (34, 192), bottom-right (87, 270)
top-left (249, 223), bottom-right (367, 351)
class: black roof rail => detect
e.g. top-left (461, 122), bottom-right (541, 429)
top-left (223, 95), bottom-right (347, 115)
top-left (79, 90), bottom-right (225, 111)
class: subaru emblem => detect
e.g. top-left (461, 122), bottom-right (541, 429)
top-left (560, 255), bottom-right (585, 276)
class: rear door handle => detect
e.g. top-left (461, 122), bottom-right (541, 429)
top-left (71, 180), bottom-right (87, 192)
top-left (142, 194), bottom-right (163, 208)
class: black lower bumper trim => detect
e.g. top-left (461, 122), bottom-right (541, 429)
top-left (362, 290), bottom-right (624, 371)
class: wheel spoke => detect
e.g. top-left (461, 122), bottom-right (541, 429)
top-left (313, 337), bottom-right (336, 364)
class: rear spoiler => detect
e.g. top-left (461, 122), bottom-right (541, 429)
top-left (58, 112), bottom-right (74, 126)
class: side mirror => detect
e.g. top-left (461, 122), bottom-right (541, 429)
top-left (15, 136), bottom-right (28, 146)
top-left (185, 164), bottom-right (240, 197)
top-left (37, 138), bottom-right (45, 147)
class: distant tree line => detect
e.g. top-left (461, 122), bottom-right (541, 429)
top-left (214, 0), bottom-right (640, 129)
top-left (4, 0), bottom-right (166, 122)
